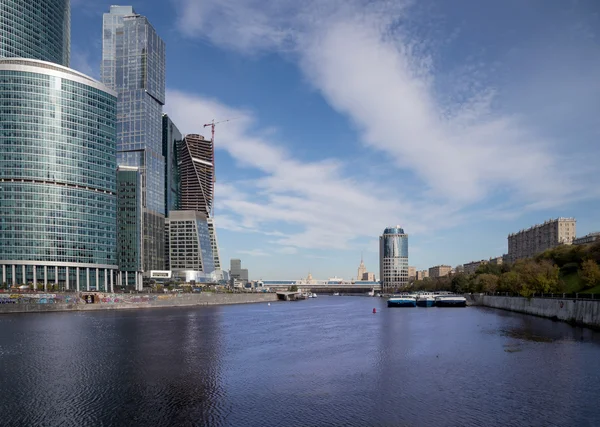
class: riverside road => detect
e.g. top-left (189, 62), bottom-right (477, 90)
top-left (1, 296), bottom-right (599, 426)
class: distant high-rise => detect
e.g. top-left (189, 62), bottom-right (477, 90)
top-left (0, 0), bottom-right (70, 66)
top-left (102, 5), bottom-right (167, 275)
top-left (0, 59), bottom-right (117, 290)
top-left (357, 254), bottom-right (367, 281)
top-left (379, 226), bottom-right (409, 291)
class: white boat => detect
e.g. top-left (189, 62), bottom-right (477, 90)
top-left (387, 295), bottom-right (417, 307)
top-left (416, 295), bottom-right (436, 307)
top-left (435, 295), bottom-right (467, 307)
top-left (311, 293), bottom-right (317, 298)
top-left (332, 292), bottom-right (340, 296)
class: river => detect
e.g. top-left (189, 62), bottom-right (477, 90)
top-left (1, 296), bottom-right (599, 426)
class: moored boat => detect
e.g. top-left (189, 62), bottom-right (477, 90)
top-left (416, 295), bottom-right (436, 307)
top-left (435, 295), bottom-right (467, 307)
top-left (387, 296), bottom-right (417, 307)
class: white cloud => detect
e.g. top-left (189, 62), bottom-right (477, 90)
top-left (237, 249), bottom-right (270, 257)
top-left (165, 90), bottom-right (450, 252)
top-left (172, 0), bottom-right (597, 209)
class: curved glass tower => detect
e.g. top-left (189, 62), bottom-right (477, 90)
top-left (0, 58), bottom-right (117, 290)
top-left (379, 226), bottom-right (409, 291)
top-left (0, 0), bottom-right (70, 66)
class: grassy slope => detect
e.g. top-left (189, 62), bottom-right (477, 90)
top-left (560, 272), bottom-right (584, 293)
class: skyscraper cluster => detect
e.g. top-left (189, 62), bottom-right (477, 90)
top-left (0, 2), bottom-right (221, 291)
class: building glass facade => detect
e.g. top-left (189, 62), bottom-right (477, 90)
top-left (117, 167), bottom-right (142, 289)
top-left (0, 0), bottom-right (70, 67)
top-left (162, 114), bottom-right (181, 215)
top-left (0, 58), bottom-right (117, 290)
top-left (102, 6), bottom-right (167, 274)
top-left (379, 226), bottom-right (409, 291)
top-left (166, 211), bottom-right (215, 275)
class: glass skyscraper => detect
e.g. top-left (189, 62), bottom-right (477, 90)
top-left (379, 226), bottom-right (409, 291)
top-left (0, 0), bottom-right (70, 66)
top-left (162, 114), bottom-right (182, 215)
top-left (0, 58), bottom-right (117, 290)
top-left (101, 6), bottom-right (167, 275)
top-left (116, 166), bottom-right (143, 290)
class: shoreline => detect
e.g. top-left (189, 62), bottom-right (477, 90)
top-left (0, 292), bottom-right (279, 315)
top-left (468, 294), bottom-right (600, 330)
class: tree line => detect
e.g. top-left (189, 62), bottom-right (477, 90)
top-left (409, 240), bottom-right (600, 297)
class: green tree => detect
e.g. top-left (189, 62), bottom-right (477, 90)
top-left (288, 285), bottom-right (298, 292)
top-left (580, 259), bottom-right (600, 289)
top-left (476, 274), bottom-right (499, 293)
top-left (451, 274), bottom-right (469, 293)
top-left (514, 259), bottom-right (561, 294)
top-left (498, 271), bottom-right (522, 294)
top-left (586, 241), bottom-right (600, 264)
top-left (475, 263), bottom-right (502, 276)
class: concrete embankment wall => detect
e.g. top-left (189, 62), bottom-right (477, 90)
top-left (468, 294), bottom-right (600, 329)
top-left (0, 293), bottom-right (278, 314)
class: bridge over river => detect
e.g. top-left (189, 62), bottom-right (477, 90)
top-left (261, 281), bottom-right (382, 294)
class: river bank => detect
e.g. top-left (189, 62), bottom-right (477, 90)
top-left (0, 292), bottom-right (278, 314)
top-left (468, 294), bottom-right (600, 329)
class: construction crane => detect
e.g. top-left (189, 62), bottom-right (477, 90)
top-left (203, 117), bottom-right (238, 217)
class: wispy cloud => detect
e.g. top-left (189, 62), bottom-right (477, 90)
top-left (237, 249), bottom-right (270, 257)
top-left (165, 90), bottom-right (454, 252)
top-left (172, 0), bottom-right (599, 210)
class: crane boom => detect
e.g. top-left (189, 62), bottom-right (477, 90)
top-left (202, 117), bottom-right (239, 218)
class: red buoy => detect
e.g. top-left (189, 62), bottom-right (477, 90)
top-left (373, 308), bottom-right (377, 313)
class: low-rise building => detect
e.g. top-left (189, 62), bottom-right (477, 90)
top-left (573, 232), bottom-right (600, 246)
top-left (415, 270), bottom-right (429, 281)
top-left (489, 256), bottom-right (503, 265)
top-left (463, 260), bottom-right (487, 275)
top-left (429, 265), bottom-right (452, 278)
top-left (362, 272), bottom-right (376, 281)
top-left (408, 266), bottom-right (416, 281)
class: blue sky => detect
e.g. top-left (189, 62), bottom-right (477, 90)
top-left (70, 0), bottom-right (600, 281)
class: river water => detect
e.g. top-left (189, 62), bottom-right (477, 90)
top-left (1, 296), bottom-right (600, 427)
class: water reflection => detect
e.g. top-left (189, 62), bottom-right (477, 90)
top-left (1, 300), bottom-right (600, 426)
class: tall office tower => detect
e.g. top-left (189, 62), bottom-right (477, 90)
top-left (162, 114), bottom-right (182, 215)
top-left (0, 58), bottom-right (117, 290)
top-left (116, 166), bottom-right (143, 290)
top-left (176, 133), bottom-right (221, 271)
top-left (0, 0), bottom-right (70, 66)
top-left (102, 6), bottom-right (167, 277)
top-left (178, 134), bottom-right (214, 215)
top-left (379, 226), bottom-right (409, 291)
